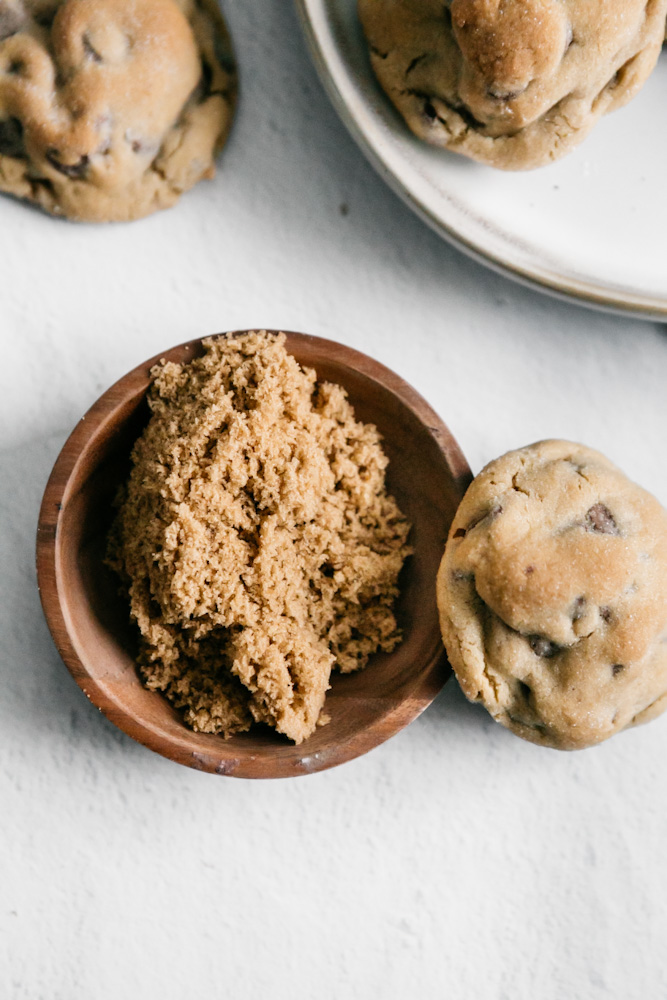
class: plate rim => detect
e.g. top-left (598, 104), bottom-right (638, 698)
top-left (295, 0), bottom-right (667, 321)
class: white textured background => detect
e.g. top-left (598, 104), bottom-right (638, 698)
top-left (2, 3), bottom-right (667, 998)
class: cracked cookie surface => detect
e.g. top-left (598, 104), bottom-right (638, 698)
top-left (358, 0), bottom-right (667, 169)
top-left (0, 0), bottom-right (236, 220)
top-left (436, 440), bottom-right (667, 749)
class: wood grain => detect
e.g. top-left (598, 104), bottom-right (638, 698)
top-left (36, 331), bottom-right (472, 778)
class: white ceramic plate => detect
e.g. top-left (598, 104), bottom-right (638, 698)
top-left (296, 0), bottom-right (667, 319)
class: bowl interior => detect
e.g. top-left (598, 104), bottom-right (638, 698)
top-left (39, 333), bottom-right (471, 777)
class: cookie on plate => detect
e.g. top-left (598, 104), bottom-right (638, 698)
top-left (358, 0), bottom-right (667, 169)
top-left (0, 0), bottom-right (236, 221)
top-left (436, 440), bottom-right (667, 749)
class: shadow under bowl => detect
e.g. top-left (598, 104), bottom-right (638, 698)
top-left (36, 331), bottom-right (472, 778)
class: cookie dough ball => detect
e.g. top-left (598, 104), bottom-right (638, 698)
top-left (358, 0), bottom-right (667, 169)
top-left (0, 0), bottom-right (236, 220)
top-left (436, 441), bottom-right (667, 749)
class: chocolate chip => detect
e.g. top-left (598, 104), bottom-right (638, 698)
top-left (612, 664), bottom-right (624, 676)
top-left (487, 86), bottom-right (525, 102)
top-left (465, 503), bottom-right (503, 534)
top-left (451, 102), bottom-right (486, 131)
top-left (529, 635), bottom-right (559, 658)
top-left (518, 680), bottom-right (531, 701)
top-left (124, 131), bottom-right (157, 157)
top-left (0, 117), bottom-right (24, 157)
top-left (406, 54), bottom-right (426, 75)
top-left (585, 503), bottom-right (619, 536)
top-left (82, 32), bottom-right (102, 62)
top-left (413, 90), bottom-right (487, 130)
top-left (46, 150), bottom-right (90, 179)
top-left (453, 527), bottom-right (467, 539)
top-left (423, 99), bottom-right (438, 122)
top-left (572, 596), bottom-right (586, 621)
top-left (525, 565), bottom-right (535, 576)
top-left (600, 607), bottom-right (612, 623)
top-left (28, 175), bottom-right (56, 199)
top-left (0, 3), bottom-right (25, 41)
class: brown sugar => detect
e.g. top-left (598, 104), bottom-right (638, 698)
top-left (107, 332), bottom-right (412, 743)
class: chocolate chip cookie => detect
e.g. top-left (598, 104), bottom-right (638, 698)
top-left (359, 0), bottom-right (667, 169)
top-left (436, 441), bottom-right (667, 749)
top-left (0, 0), bottom-right (236, 220)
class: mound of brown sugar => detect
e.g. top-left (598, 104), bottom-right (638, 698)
top-left (107, 331), bottom-right (412, 744)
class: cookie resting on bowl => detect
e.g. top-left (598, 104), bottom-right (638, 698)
top-left (0, 0), bottom-right (236, 220)
top-left (358, 0), bottom-right (667, 169)
top-left (436, 440), bottom-right (667, 749)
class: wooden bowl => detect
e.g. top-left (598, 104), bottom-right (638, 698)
top-left (36, 332), bottom-right (471, 778)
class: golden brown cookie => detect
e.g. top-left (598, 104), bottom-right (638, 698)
top-left (436, 441), bottom-right (667, 749)
top-left (359, 0), bottom-right (667, 169)
top-left (0, 0), bottom-right (236, 220)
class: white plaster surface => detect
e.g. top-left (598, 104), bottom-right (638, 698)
top-left (1, 4), bottom-right (666, 998)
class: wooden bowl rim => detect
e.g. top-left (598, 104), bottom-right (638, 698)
top-left (36, 330), bottom-right (472, 778)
